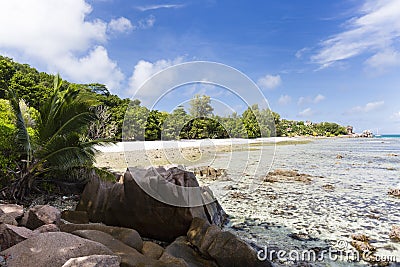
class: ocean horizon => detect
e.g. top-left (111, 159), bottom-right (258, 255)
top-left (375, 134), bottom-right (400, 138)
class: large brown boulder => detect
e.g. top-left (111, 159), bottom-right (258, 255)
top-left (72, 230), bottom-right (154, 267)
top-left (0, 224), bottom-right (33, 250)
top-left (73, 230), bottom-right (187, 267)
top-left (141, 241), bottom-right (165, 260)
top-left (61, 210), bottom-right (90, 224)
top-left (60, 223), bottom-right (143, 251)
top-left (187, 218), bottom-right (272, 267)
top-left (32, 224), bottom-right (60, 234)
top-left (62, 255), bottom-right (121, 267)
top-left (165, 236), bottom-right (218, 267)
top-left (0, 204), bottom-right (24, 220)
top-left (22, 205), bottom-right (61, 230)
top-left (0, 232), bottom-right (114, 267)
top-left (0, 214), bottom-right (18, 225)
top-left (76, 167), bottom-right (227, 242)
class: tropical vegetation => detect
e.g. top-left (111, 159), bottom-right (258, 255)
top-left (0, 55), bottom-right (347, 199)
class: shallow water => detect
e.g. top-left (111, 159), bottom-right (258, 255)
top-left (202, 138), bottom-right (400, 266)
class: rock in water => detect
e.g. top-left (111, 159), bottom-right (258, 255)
top-left (76, 167), bottom-right (227, 242)
top-left (187, 217), bottom-right (273, 267)
top-left (389, 225), bottom-right (400, 241)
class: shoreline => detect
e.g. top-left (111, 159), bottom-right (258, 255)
top-left (94, 137), bottom-right (312, 172)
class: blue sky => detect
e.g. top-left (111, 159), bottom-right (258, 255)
top-left (0, 0), bottom-right (399, 133)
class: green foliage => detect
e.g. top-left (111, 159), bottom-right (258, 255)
top-left (123, 105), bottom-right (150, 141)
top-left (241, 104), bottom-right (275, 138)
top-left (189, 94), bottom-right (214, 118)
top-left (2, 75), bottom-right (111, 200)
top-left (0, 99), bottom-right (17, 187)
top-left (276, 119), bottom-right (347, 137)
top-left (145, 110), bottom-right (167, 141)
top-left (161, 106), bottom-right (190, 140)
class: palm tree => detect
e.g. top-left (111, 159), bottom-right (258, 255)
top-left (4, 74), bottom-right (109, 200)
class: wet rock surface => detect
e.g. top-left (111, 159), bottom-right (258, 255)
top-left (263, 169), bottom-right (316, 183)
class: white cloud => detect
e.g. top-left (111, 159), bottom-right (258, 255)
top-left (108, 17), bottom-right (134, 33)
top-left (365, 48), bottom-right (400, 70)
top-left (128, 57), bottom-right (184, 96)
top-left (257, 74), bottom-right (281, 90)
top-left (314, 94), bottom-right (326, 103)
top-left (0, 0), bottom-right (124, 91)
top-left (312, 0), bottom-right (400, 69)
top-left (138, 15), bottom-right (156, 29)
top-left (136, 4), bottom-right (184, 12)
top-left (278, 95), bottom-right (291, 105)
top-left (298, 94), bottom-right (326, 105)
top-left (57, 46), bottom-right (124, 90)
top-left (298, 108), bottom-right (314, 117)
top-left (347, 100), bottom-right (385, 114)
top-left (295, 47), bottom-right (310, 59)
top-left (392, 111), bottom-right (400, 120)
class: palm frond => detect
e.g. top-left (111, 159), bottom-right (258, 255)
top-left (5, 86), bottom-right (32, 164)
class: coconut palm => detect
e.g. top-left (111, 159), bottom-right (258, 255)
top-left (4, 74), bottom-right (109, 200)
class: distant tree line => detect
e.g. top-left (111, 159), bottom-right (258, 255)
top-left (0, 55), bottom-right (347, 197)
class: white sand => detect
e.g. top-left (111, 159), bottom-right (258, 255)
top-left (95, 137), bottom-right (295, 153)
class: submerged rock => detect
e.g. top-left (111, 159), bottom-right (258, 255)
top-left (76, 167), bottom-right (227, 242)
top-left (389, 225), bottom-right (400, 241)
top-left (351, 233), bottom-right (370, 242)
top-left (187, 217), bottom-right (272, 267)
top-left (350, 234), bottom-right (376, 254)
top-left (263, 169), bottom-right (314, 183)
top-left (191, 166), bottom-right (228, 180)
top-left (388, 188), bottom-right (400, 197)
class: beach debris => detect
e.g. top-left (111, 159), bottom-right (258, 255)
top-left (263, 169), bottom-right (314, 183)
top-left (336, 154), bottom-right (343, 159)
top-left (388, 153), bottom-right (398, 157)
top-left (389, 225), bottom-right (400, 241)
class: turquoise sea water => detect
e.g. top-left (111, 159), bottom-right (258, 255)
top-left (376, 134), bottom-right (400, 138)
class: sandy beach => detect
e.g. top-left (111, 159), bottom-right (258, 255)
top-left (94, 137), bottom-right (305, 172)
